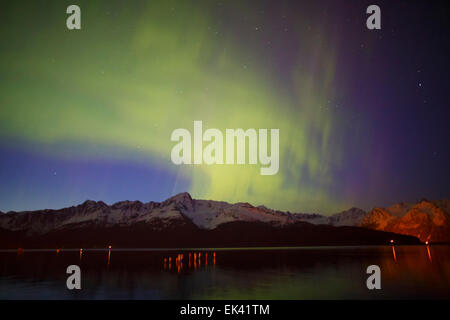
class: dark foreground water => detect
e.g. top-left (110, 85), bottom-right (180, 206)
top-left (0, 245), bottom-right (449, 299)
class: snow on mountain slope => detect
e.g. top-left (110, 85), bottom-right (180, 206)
top-left (291, 208), bottom-right (368, 227)
top-left (2, 192), bottom-right (447, 242)
top-left (293, 213), bottom-right (329, 225)
top-left (0, 192), bottom-right (328, 234)
top-left (0, 192), bottom-right (296, 234)
top-left (327, 207), bottom-right (367, 226)
top-left (164, 192), bottom-right (293, 229)
top-left (0, 198), bottom-right (187, 235)
top-left (0, 192), bottom-right (369, 234)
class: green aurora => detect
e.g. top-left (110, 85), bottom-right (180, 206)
top-left (1, 1), bottom-right (372, 213)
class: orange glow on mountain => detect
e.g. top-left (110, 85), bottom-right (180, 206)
top-left (361, 200), bottom-right (450, 243)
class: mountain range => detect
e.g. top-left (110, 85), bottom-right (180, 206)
top-left (0, 192), bottom-right (448, 248)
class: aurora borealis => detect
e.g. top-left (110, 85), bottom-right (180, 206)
top-left (0, 0), bottom-right (449, 214)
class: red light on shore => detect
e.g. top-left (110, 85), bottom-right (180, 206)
top-left (390, 240), bottom-right (394, 244)
top-left (425, 241), bottom-right (429, 245)
top-left (108, 245), bottom-right (112, 249)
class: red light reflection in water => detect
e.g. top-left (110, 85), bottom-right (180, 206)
top-left (392, 246), bottom-right (397, 262)
top-left (426, 246), bottom-right (432, 263)
top-left (164, 251), bottom-right (216, 273)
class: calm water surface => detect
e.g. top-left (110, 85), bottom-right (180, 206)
top-left (0, 245), bottom-right (449, 299)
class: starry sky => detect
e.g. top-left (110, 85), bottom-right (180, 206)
top-left (0, 0), bottom-right (449, 214)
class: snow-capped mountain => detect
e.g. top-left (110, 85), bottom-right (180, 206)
top-left (0, 193), bottom-right (447, 246)
top-left (0, 196), bottom-right (187, 235)
top-left (326, 207), bottom-right (367, 226)
top-left (292, 207), bottom-right (367, 227)
top-left (0, 192), bottom-right (368, 235)
top-left (0, 192), bottom-right (303, 235)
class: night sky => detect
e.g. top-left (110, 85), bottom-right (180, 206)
top-left (0, 0), bottom-right (449, 214)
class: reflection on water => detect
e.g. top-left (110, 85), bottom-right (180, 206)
top-left (163, 251), bottom-right (216, 273)
top-left (1, 245), bottom-right (449, 299)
